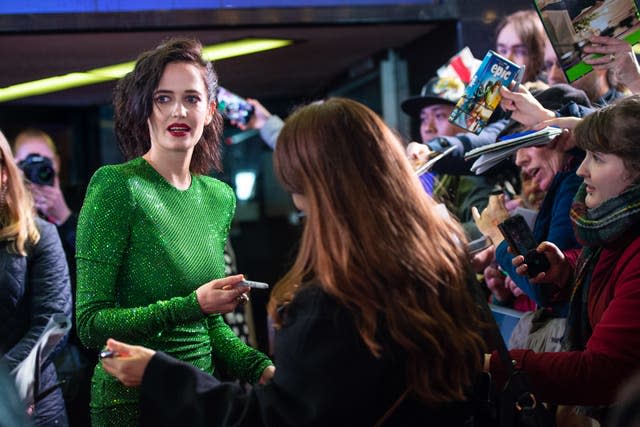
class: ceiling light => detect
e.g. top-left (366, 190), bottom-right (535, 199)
top-left (0, 38), bottom-right (292, 103)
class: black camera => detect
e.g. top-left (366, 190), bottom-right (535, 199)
top-left (18, 154), bottom-right (55, 186)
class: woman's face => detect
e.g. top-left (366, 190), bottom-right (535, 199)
top-left (515, 145), bottom-right (565, 192)
top-left (496, 23), bottom-right (529, 69)
top-left (577, 151), bottom-right (639, 208)
top-left (147, 62), bottom-right (213, 156)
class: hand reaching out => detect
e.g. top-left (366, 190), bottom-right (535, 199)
top-left (101, 338), bottom-right (155, 387)
top-left (583, 36), bottom-right (640, 94)
top-left (230, 98), bottom-right (272, 131)
top-left (511, 241), bottom-right (571, 287)
top-left (500, 85), bottom-right (555, 127)
top-left (472, 194), bottom-right (510, 247)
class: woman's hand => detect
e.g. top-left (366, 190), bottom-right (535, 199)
top-left (511, 241), bottom-right (570, 286)
top-left (231, 98), bottom-right (272, 131)
top-left (472, 194), bottom-right (510, 246)
top-left (500, 85), bottom-right (555, 127)
top-left (259, 365), bottom-right (276, 384)
top-left (532, 116), bottom-right (583, 132)
top-left (101, 338), bottom-right (155, 387)
top-left (471, 244), bottom-right (495, 274)
top-left (484, 265), bottom-right (512, 303)
top-left (406, 142), bottom-right (432, 168)
top-left (583, 35), bottom-right (640, 93)
top-left (196, 274), bottom-right (250, 315)
top-left (29, 176), bottom-right (72, 225)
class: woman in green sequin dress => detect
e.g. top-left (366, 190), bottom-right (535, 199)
top-left (76, 38), bottom-right (274, 426)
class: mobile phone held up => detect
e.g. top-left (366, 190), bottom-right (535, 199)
top-left (467, 235), bottom-right (492, 255)
top-left (216, 87), bottom-right (254, 126)
top-left (497, 214), bottom-right (550, 277)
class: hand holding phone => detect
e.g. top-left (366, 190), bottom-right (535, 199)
top-left (467, 235), bottom-right (493, 255)
top-left (497, 214), bottom-right (550, 277)
top-left (216, 87), bottom-right (254, 126)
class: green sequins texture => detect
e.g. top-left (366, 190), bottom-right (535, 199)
top-left (76, 158), bottom-right (272, 426)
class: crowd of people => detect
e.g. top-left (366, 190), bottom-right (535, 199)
top-left (2, 6), bottom-right (640, 427)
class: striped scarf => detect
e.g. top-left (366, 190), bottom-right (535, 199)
top-left (565, 182), bottom-right (640, 350)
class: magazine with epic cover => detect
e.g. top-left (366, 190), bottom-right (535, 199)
top-left (535, 0), bottom-right (640, 82)
top-left (448, 50), bottom-right (521, 135)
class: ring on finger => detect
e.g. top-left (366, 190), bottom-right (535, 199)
top-left (236, 293), bottom-right (249, 306)
top-left (610, 53), bottom-right (616, 61)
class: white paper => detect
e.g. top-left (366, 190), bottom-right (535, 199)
top-left (11, 314), bottom-right (71, 405)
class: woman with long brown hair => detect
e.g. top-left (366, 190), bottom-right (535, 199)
top-left (101, 97), bottom-right (486, 426)
top-left (0, 130), bottom-right (71, 426)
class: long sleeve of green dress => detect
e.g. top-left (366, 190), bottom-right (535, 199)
top-left (76, 158), bottom-right (272, 425)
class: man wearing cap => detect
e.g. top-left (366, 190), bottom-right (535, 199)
top-left (402, 75), bottom-right (502, 239)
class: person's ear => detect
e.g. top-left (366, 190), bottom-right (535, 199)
top-left (549, 129), bottom-right (575, 151)
top-left (205, 101), bottom-right (215, 126)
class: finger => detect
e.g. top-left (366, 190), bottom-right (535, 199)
top-left (529, 272), bottom-right (546, 284)
top-left (511, 255), bottom-right (525, 267)
top-left (211, 274), bottom-right (245, 289)
top-left (515, 264), bottom-right (528, 276)
top-left (499, 86), bottom-right (514, 99)
top-left (106, 338), bottom-right (131, 357)
top-left (471, 206), bottom-right (481, 222)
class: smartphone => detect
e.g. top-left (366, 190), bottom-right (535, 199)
top-left (216, 87), bottom-right (254, 125)
top-left (239, 280), bottom-right (269, 290)
top-left (497, 214), bottom-right (550, 277)
top-left (467, 235), bottom-right (492, 255)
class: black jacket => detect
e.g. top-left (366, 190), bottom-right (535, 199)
top-left (0, 217), bottom-right (71, 425)
top-left (141, 285), bottom-right (474, 427)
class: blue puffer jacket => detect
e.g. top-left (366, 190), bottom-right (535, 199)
top-left (0, 217), bottom-right (72, 425)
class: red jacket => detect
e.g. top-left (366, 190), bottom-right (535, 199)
top-left (490, 234), bottom-right (640, 405)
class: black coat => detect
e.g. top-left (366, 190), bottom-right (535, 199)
top-left (0, 218), bottom-right (72, 425)
top-left (141, 285), bottom-right (474, 427)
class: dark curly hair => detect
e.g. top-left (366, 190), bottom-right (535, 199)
top-left (113, 37), bottom-right (224, 175)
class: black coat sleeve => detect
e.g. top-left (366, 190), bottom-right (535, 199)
top-left (140, 286), bottom-right (401, 427)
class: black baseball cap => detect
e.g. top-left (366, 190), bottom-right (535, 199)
top-left (401, 76), bottom-right (466, 117)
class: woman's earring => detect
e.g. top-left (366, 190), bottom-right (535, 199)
top-left (0, 181), bottom-right (7, 208)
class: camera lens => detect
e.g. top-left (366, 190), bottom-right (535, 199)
top-left (18, 154), bottom-right (55, 186)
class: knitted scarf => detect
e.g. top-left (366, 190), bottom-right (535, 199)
top-left (565, 182), bottom-right (640, 351)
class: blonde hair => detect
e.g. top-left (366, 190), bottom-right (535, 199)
top-left (13, 128), bottom-right (59, 157)
top-left (0, 130), bottom-right (40, 255)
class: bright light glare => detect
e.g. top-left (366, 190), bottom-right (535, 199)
top-left (235, 171), bottom-right (257, 201)
top-left (0, 38), bottom-right (292, 103)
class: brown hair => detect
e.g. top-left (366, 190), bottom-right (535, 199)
top-left (0, 130), bottom-right (40, 255)
top-left (270, 97), bottom-right (485, 403)
top-left (496, 9), bottom-right (547, 83)
top-left (574, 94), bottom-right (640, 176)
top-left (113, 37), bottom-right (223, 175)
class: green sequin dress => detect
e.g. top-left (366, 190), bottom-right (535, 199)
top-left (76, 158), bottom-right (272, 426)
